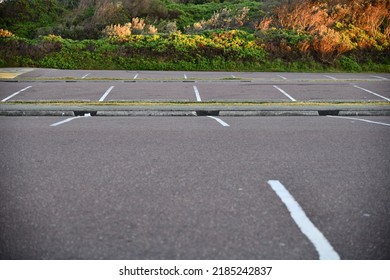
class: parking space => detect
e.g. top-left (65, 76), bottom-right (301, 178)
top-left (194, 83), bottom-right (289, 101)
top-left (353, 82), bottom-right (390, 100)
top-left (0, 82), bottom-right (34, 101)
top-left (1, 115), bottom-right (389, 260)
top-left (107, 82), bottom-right (196, 101)
top-left (0, 82), bottom-right (113, 101)
top-left (275, 83), bottom-right (389, 101)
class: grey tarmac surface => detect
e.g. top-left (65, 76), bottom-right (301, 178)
top-left (1, 69), bottom-right (390, 103)
top-left (1, 115), bottom-right (389, 260)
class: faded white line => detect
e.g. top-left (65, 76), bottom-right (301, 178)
top-left (1, 86), bottom-right (32, 102)
top-left (371, 75), bottom-right (388, 80)
top-left (267, 180), bottom-right (340, 260)
top-left (81, 73), bottom-right (90, 79)
top-left (50, 116), bottom-right (80, 127)
top-left (50, 114), bottom-right (91, 127)
top-left (207, 116), bottom-right (230, 127)
top-left (231, 75), bottom-right (236, 78)
top-left (273, 85), bottom-right (296, 101)
top-left (133, 73), bottom-right (139, 79)
top-left (324, 75), bottom-right (337, 80)
top-left (327, 115), bottom-right (390, 127)
top-left (277, 75), bottom-right (287, 80)
top-left (184, 74), bottom-right (187, 79)
top-left (353, 85), bottom-right (390, 101)
top-left (99, 86), bottom-right (114, 102)
top-left (193, 85), bottom-right (202, 102)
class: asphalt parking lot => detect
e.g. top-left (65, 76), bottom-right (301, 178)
top-left (1, 69), bottom-right (389, 260)
top-left (1, 70), bottom-right (389, 102)
top-left (1, 114), bottom-right (389, 260)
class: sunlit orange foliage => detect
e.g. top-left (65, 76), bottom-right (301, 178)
top-left (102, 23), bottom-right (132, 41)
top-left (258, 0), bottom-right (390, 62)
top-left (148, 25), bottom-right (158, 35)
top-left (275, 1), bottom-right (333, 33)
top-left (0, 29), bottom-right (14, 38)
top-left (256, 17), bottom-right (272, 31)
top-left (131, 17), bottom-right (146, 34)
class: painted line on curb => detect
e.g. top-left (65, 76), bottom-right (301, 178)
top-left (193, 85), bottom-right (202, 102)
top-left (327, 115), bottom-right (390, 127)
top-left (50, 114), bottom-right (91, 127)
top-left (353, 85), bottom-right (390, 101)
top-left (267, 180), bottom-right (340, 260)
top-left (1, 86), bottom-right (32, 102)
top-left (99, 86), bottom-right (115, 102)
top-left (324, 75), bottom-right (337, 80)
top-left (207, 116), bottom-right (230, 127)
top-left (273, 85), bottom-right (297, 102)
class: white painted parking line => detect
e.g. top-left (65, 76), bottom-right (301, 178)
top-left (184, 74), bottom-right (187, 79)
top-left (99, 86), bottom-right (115, 102)
top-left (50, 114), bottom-right (91, 127)
top-left (81, 73), bottom-right (90, 79)
top-left (267, 180), bottom-right (340, 260)
top-left (133, 73), bottom-right (139, 79)
top-left (277, 75), bottom-right (287, 80)
top-left (327, 116), bottom-right (390, 127)
top-left (193, 85), bottom-right (202, 102)
top-left (273, 85), bottom-right (297, 101)
top-left (1, 86), bottom-right (32, 102)
top-left (207, 116), bottom-right (230, 127)
top-left (353, 85), bottom-right (390, 101)
top-left (371, 75), bottom-right (388, 80)
top-left (324, 75), bottom-right (337, 80)
top-left (231, 75), bottom-right (236, 78)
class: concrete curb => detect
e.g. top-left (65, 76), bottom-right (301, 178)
top-left (97, 110), bottom-right (197, 116)
top-left (219, 110), bottom-right (320, 116)
top-left (1, 104), bottom-right (390, 117)
top-left (0, 110), bottom-right (75, 116)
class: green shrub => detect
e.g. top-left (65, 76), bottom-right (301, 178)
top-left (338, 56), bottom-right (362, 72)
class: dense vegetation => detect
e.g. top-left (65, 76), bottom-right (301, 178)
top-left (0, 0), bottom-right (389, 72)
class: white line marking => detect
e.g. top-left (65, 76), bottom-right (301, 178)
top-left (207, 116), bottom-right (230, 127)
top-left (277, 75), bottom-right (287, 80)
top-left (50, 114), bottom-right (91, 127)
top-left (81, 73), bottom-right (90, 79)
top-left (267, 180), bottom-right (340, 260)
top-left (327, 115), bottom-right (390, 127)
top-left (324, 75), bottom-right (337, 80)
top-left (231, 75), bottom-right (236, 78)
top-left (193, 85), bottom-right (202, 102)
top-left (1, 86), bottom-right (32, 102)
top-left (371, 75), bottom-right (388, 80)
top-left (99, 86), bottom-right (114, 102)
top-left (353, 85), bottom-right (390, 101)
top-left (273, 85), bottom-right (297, 101)
top-left (50, 116), bottom-right (80, 127)
top-left (184, 74), bottom-right (187, 79)
top-left (133, 73), bottom-right (139, 79)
